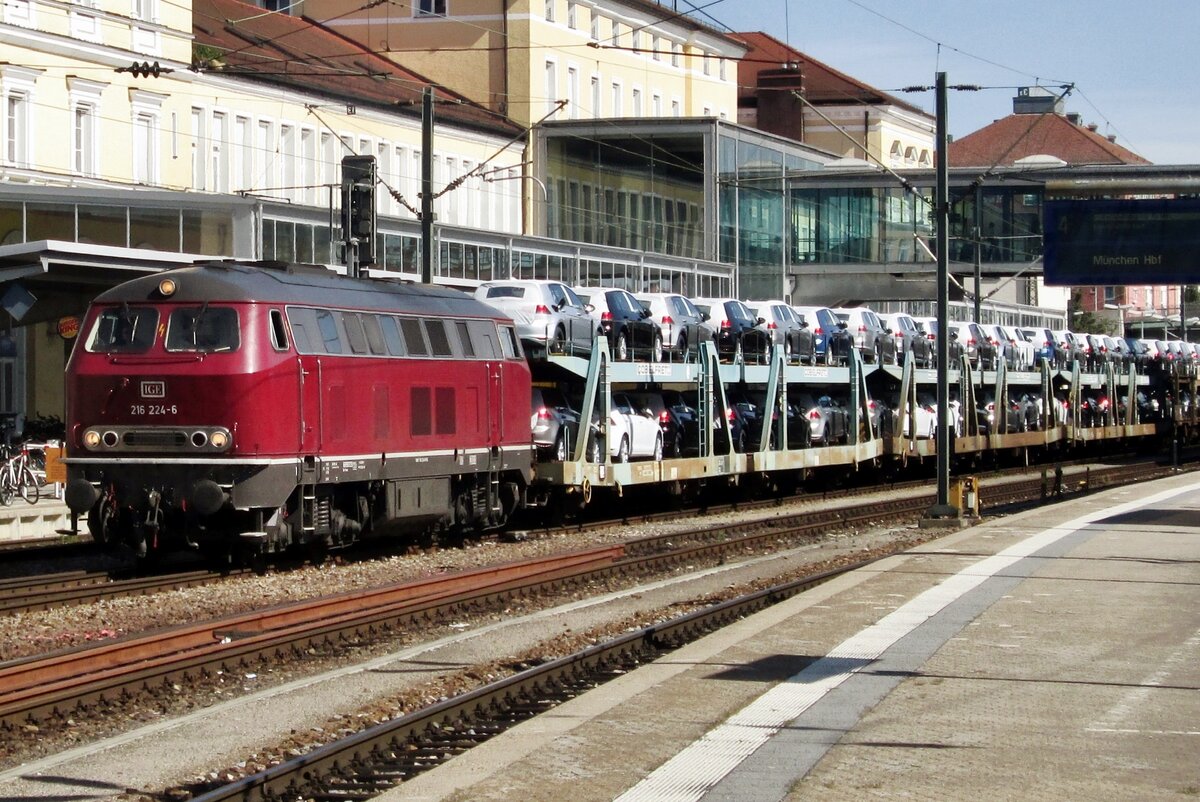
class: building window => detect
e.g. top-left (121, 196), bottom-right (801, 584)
top-left (567, 66), bottom-right (578, 119)
top-left (611, 82), bottom-right (622, 116)
top-left (415, 0), bottom-right (446, 16)
top-left (132, 0), bottom-right (156, 22)
top-left (651, 35), bottom-right (660, 60)
top-left (590, 10), bottom-right (599, 39)
top-left (631, 88), bottom-right (641, 117)
top-left (591, 75), bottom-right (600, 118)
top-left (652, 93), bottom-right (661, 116)
top-left (4, 93), bottom-right (29, 167)
top-left (73, 104), bottom-right (96, 175)
top-left (703, 52), bottom-right (711, 75)
top-left (211, 111), bottom-right (228, 193)
top-left (280, 124), bottom-right (297, 202)
top-left (719, 58), bottom-right (726, 81)
top-left (132, 111), bottom-right (157, 183)
top-left (545, 60), bottom-right (558, 116)
top-left (672, 42), bottom-right (681, 67)
top-left (544, 0), bottom-right (553, 21)
top-left (190, 107), bottom-right (206, 190)
top-left (235, 116), bottom-right (252, 191)
top-left (566, 0), bottom-right (576, 28)
top-left (671, 99), bottom-right (680, 117)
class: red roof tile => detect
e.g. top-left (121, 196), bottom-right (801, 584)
top-left (948, 113), bottom-right (1149, 167)
top-left (735, 31), bottom-right (927, 117)
top-left (192, 0), bottom-right (518, 136)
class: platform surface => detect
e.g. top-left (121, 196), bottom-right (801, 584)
top-left (384, 471), bottom-right (1200, 802)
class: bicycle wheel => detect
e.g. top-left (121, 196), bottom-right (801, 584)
top-left (0, 467), bottom-right (12, 507)
top-left (17, 464), bottom-right (37, 504)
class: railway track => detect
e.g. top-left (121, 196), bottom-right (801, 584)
top-left (0, 459), bottom-right (1171, 763)
top-left (175, 461), bottom-right (1176, 801)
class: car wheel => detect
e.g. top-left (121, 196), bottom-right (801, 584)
top-left (617, 435), bottom-right (630, 463)
top-left (672, 431), bottom-right (683, 457)
top-left (733, 339), bottom-right (744, 364)
top-left (676, 335), bottom-right (688, 358)
top-left (873, 343), bottom-right (883, 365)
top-left (554, 429), bottom-right (569, 462)
top-left (587, 435), bottom-right (603, 464)
top-left (784, 340), bottom-right (793, 364)
top-left (651, 333), bottom-right (663, 363)
top-left (824, 347), bottom-right (834, 367)
top-left (550, 326), bottom-right (566, 355)
top-left (616, 331), bottom-right (629, 361)
top-left (734, 429), bottom-right (745, 453)
top-left (652, 434), bottom-right (663, 461)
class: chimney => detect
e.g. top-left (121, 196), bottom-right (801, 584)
top-left (754, 67), bottom-right (805, 141)
top-left (1013, 86), bottom-right (1064, 115)
top-left (1087, 123), bottom-right (1099, 132)
top-left (1107, 134), bottom-right (1117, 143)
top-left (1066, 112), bottom-right (1082, 125)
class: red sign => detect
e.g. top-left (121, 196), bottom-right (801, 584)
top-left (57, 316), bottom-right (80, 340)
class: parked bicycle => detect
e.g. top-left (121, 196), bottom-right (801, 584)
top-left (0, 442), bottom-right (42, 506)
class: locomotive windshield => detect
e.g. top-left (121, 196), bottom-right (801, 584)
top-left (85, 305), bottom-right (159, 353)
top-left (165, 305), bottom-right (240, 352)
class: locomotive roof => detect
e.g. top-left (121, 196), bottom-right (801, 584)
top-left (92, 261), bottom-right (505, 319)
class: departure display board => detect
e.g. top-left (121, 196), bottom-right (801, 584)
top-left (1042, 197), bottom-right (1200, 285)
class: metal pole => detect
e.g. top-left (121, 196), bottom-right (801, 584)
top-left (930, 72), bottom-right (955, 518)
top-left (421, 86), bottom-right (434, 284)
top-left (973, 182), bottom-right (982, 323)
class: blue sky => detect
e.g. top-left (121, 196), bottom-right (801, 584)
top-left (706, 0), bottom-right (1199, 164)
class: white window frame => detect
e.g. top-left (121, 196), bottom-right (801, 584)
top-left (631, 86), bottom-right (642, 117)
top-left (234, 115), bottom-right (253, 192)
top-left (129, 88), bottom-right (166, 185)
top-left (611, 80), bottom-right (623, 116)
top-left (211, 111), bottom-right (229, 193)
top-left (300, 126), bottom-right (316, 205)
top-left (191, 106), bottom-right (207, 190)
top-left (566, 0), bottom-right (576, 29)
top-left (2, 66), bottom-right (42, 169)
top-left (544, 58), bottom-right (559, 117)
top-left (567, 65), bottom-right (579, 119)
top-left (590, 74), bottom-right (601, 118)
top-left (67, 76), bottom-right (105, 178)
top-left (414, 0), bottom-right (446, 17)
top-left (544, 0), bottom-right (554, 22)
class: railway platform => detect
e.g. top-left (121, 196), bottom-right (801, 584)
top-left (0, 491), bottom-right (72, 548)
top-left (386, 470), bottom-right (1200, 802)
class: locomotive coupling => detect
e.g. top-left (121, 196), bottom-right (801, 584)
top-left (65, 479), bottom-right (100, 514)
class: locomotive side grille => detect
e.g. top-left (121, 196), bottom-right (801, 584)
top-left (122, 430), bottom-right (189, 448)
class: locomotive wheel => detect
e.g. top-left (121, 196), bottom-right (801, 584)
top-left (616, 332), bottom-right (629, 361)
top-left (86, 502), bottom-right (113, 545)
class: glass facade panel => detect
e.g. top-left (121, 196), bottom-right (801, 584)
top-left (0, 202), bottom-right (22, 245)
top-left (130, 208), bottom-right (180, 251)
top-left (26, 203), bottom-right (74, 241)
top-left (78, 205), bottom-right (127, 247)
top-left (182, 209), bottom-right (234, 255)
top-left (545, 132), bottom-right (705, 259)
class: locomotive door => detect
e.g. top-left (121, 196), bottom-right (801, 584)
top-left (298, 355), bottom-right (322, 453)
top-left (487, 360), bottom-right (503, 445)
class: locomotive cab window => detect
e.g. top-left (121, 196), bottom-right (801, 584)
top-left (165, 306), bottom-right (240, 352)
top-left (85, 306), bottom-right (159, 353)
top-left (269, 309), bottom-right (289, 351)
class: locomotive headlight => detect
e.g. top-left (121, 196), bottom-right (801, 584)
top-left (83, 430), bottom-right (101, 449)
top-left (209, 430), bottom-right (229, 449)
top-left (157, 277), bottom-right (177, 297)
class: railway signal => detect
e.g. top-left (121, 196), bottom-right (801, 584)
top-left (341, 155), bottom-right (377, 274)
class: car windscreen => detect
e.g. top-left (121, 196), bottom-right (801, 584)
top-left (85, 305), bottom-right (160, 353)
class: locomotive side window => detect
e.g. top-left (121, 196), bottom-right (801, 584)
top-left (400, 318), bottom-right (429, 356)
top-left (361, 315), bottom-right (387, 355)
top-left (165, 306), bottom-right (240, 353)
top-left (379, 316), bottom-right (406, 356)
top-left (499, 325), bottom-right (521, 359)
top-left (269, 310), bottom-right (289, 351)
top-left (468, 320), bottom-right (500, 359)
top-left (455, 321), bottom-right (475, 358)
top-left (86, 306), bottom-right (159, 353)
top-left (342, 313), bottom-right (369, 355)
top-left (425, 319), bottom-right (453, 357)
top-left (315, 310), bottom-right (343, 354)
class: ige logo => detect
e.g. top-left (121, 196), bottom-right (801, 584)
top-left (141, 380), bottom-right (166, 398)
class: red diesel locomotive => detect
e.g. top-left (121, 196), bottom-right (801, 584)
top-left (63, 261), bottom-right (533, 558)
